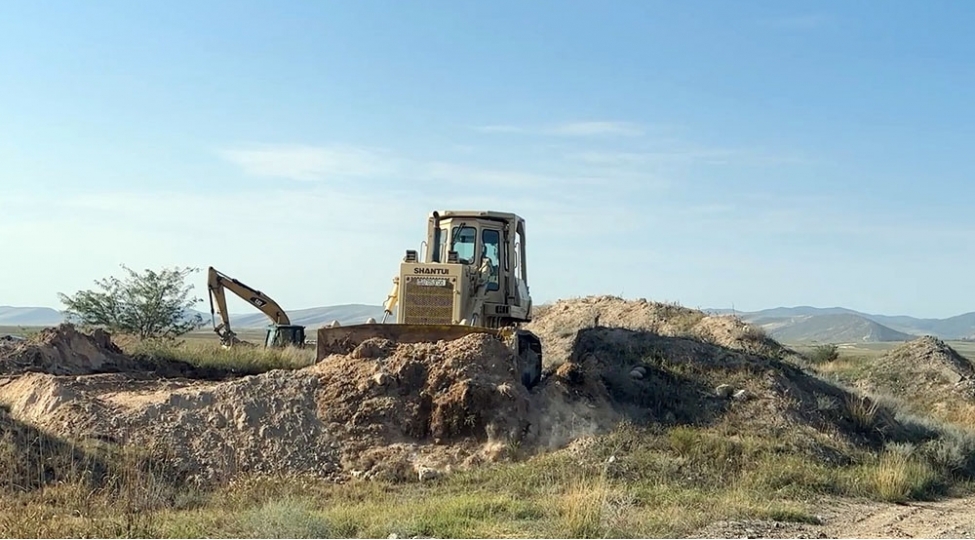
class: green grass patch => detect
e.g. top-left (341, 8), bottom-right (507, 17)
top-left (126, 339), bottom-right (316, 375)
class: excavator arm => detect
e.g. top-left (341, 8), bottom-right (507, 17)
top-left (207, 266), bottom-right (292, 346)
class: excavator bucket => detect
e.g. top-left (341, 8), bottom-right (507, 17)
top-left (316, 323), bottom-right (543, 389)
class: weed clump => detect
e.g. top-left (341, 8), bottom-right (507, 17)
top-left (808, 344), bottom-right (840, 364)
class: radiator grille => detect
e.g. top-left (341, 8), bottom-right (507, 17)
top-left (402, 277), bottom-right (454, 325)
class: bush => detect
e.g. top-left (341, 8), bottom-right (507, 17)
top-left (808, 344), bottom-right (839, 364)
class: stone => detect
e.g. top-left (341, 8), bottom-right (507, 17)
top-left (715, 384), bottom-right (734, 398)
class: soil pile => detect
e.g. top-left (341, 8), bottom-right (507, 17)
top-left (527, 295), bottom-right (790, 367)
top-left (0, 323), bottom-right (230, 379)
top-left (0, 302), bottom-right (938, 486)
top-left (534, 325), bottom-right (917, 454)
top-left (858, 336), bottom-right (975, 399)
top-left (308, 334), bottom-right (534, 480)
top-left (0, 324), bottom-right (131, 376)
top-left (0, 402), bottom-right (112, 491)
top-left (0, 331), bottom-right (535, 485)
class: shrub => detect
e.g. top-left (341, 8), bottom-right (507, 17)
top-left (808, 344), bottom-right (839, 364)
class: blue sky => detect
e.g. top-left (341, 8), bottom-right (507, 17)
top-left (2, 0), bottom-right (974, 318)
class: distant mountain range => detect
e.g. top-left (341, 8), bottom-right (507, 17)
top-left (4, 303), bottom-right (975, 343)
top-left (0, 306), bottom-right (66, 326)
top-left (211, 305), bottom-right (387, 329)
top-left (709, 306), bottom-right (975, 343)
top-left (0, 304), bottom-right (387, 331)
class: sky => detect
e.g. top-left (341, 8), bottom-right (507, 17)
top-left (2, 0), bottom-right (974, 319)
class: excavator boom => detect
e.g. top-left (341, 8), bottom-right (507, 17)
top-left (206, 266), bottom-right (305, 348)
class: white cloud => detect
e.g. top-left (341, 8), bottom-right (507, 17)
top-left (570, 146), bottom-right (810, 168)
top-left (421, 162), bottom-right (598, 190)
top-left (215, 142), bottom-right (669, 202)
top-left (217, 144), bottom-right (398, 181)
top-left (473, 120), bottom-right (645, 137)
top-left (546, 121), bottom-right (644, 137)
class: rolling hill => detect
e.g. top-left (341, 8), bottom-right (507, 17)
top-left (0, 304), bottom-right (387, 330)
top-left (710, 306), bottom-right (975, 343)
top-left (219, 304), bottom-right (387, 329)
top-left (0, 306), bottom-right (65, 326)
top-left (758, 313), bottom-right (914, 344)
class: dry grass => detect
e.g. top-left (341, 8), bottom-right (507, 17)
top-left (125, 339), bottom-right (316, 375)
top-left (2, 413), bottom-right (975, 538)
top-left (866, 448), bottom-right (941, 503)
top-left (845, 394), bottom-right (881, 432)
top-left (807, 347), bottom-right (975, 433)
top-left (6, 331), bottom-right (975, 537)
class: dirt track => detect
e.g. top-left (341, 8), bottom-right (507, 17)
top-left (839, 495), bottom-right (975, 538)
top-left (699, 494), bottom-right (975, 538)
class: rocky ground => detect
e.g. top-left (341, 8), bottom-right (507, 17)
top-left (693, 494), bottom-right (975, 538)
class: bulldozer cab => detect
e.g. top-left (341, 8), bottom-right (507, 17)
top-left (264, 325), bottom-right (306, 348)
top-left (425, 210), bottom-right (530, 309)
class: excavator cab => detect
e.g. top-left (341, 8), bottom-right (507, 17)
top-left (264, 325), bottom-right (306, 348)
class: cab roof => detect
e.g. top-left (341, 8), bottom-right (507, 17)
top-left (432, 210), bottom-right (523, 223)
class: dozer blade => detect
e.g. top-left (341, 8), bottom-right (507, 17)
top-left (316, 323), bottom-right (504, 358)
top-left (316, 323), bottom-right (543, 390)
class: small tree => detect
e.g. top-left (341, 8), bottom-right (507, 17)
top-left (58, 264), bottom-right (204, 340)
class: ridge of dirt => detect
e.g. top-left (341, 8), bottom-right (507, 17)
top-left (0, 301), bottom-right (945, 488)
top-left (857, 335), bottom-right (975, 400)
top-left (885, 336), bottom-right (975, 382)
top-left (537, 326), bottom-right (920, 453)
top-left (527, 295), bottom-right (793, 367)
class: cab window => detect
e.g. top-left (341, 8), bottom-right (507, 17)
top-left (481, 229), bottom-right (500, 291)
top-left (437, 227), bottom-right (449, 261)
top-left (450, 226), bottom-right (477, 263)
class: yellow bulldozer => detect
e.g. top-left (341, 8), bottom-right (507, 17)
top-left (316, 210), bottom-right (544, 389)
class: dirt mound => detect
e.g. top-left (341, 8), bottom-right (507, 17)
top-left (855, 335), bottom-right (975, 405)
top-left (308, 334), bottom-right (533, 480)
top-left (0, 323), bottom-right (129, 376)
top-left (527, 295), bottom-right (790, 367)
top-left (0, 370), bottom-right (340, 485)
top-left (0, 310), bottom-right (934, 487)
top-left (0, 332), bottom-right (535, 485)
top-left (535, 326), bottom-right (919, 454)
top-left (883, 336), bottom-right (975, 384)
top-left (0, 401), bottom-right (113, 491)
top-left (0, 323), bottom-right (229, 379)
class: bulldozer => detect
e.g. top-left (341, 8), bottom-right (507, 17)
top-left (316, 210), bottom-right (544, 389)
top-left (207, 266), bottom-right (307, 348)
